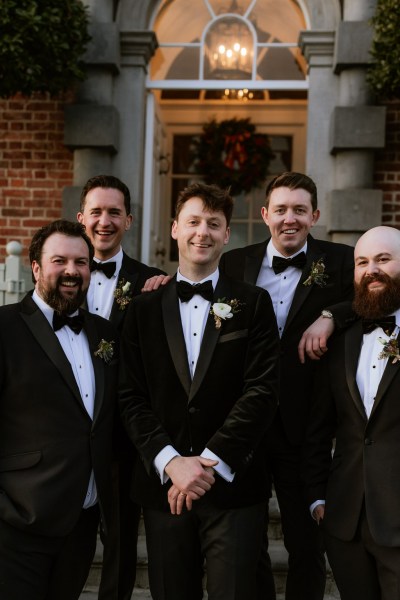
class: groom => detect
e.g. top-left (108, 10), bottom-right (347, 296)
top-left (119, 182), bottom-right (279, 600)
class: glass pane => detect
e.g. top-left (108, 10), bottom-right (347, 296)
top-left (257, 46), bottom-right (306, 81)
top-left (151, 46), bottom-right (200, 80)
top-left (226, 222), bottom-right (248, 251)
top-left (252, 222), bottom-right (269, 243)
top-left (154, 0), bottom-right (210, 43)
top-left (232, 191), bottom-right (250, 218)
top-left (173, 135), bottom-right (199, 174)
top-left (269, 136), bottom-right (292, 173)
top-left (252, 189), bottom-right (266, 219)
top-left (249, 0), bottom-right (306, 43)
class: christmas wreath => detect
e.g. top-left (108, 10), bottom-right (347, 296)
top-left (192, 118), bottom-right (274, 196)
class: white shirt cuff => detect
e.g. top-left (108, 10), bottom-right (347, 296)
top-left (153, 445), bottom-right (180, 484)
top-left (201, 447), bottom-right (235, 482)
top-left (310, 499), bottom-right (325, 518)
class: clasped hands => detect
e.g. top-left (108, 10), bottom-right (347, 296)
top-left (165, 455), bottom-right (218, 515)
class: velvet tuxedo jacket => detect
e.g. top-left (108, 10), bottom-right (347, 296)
top-left (119, 274), bottom-right (280, 511)
top-left (219, 235), bottom-right (354, 445)
top-left (304, 320), bottom-right (400, 547)
top-left (0, 293), bottom-right (119, 537)
top-left (109, 252), bottom-right (165, 332)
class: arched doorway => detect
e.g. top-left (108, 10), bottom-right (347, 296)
top-left (142, 0), bottom-right (310, 271)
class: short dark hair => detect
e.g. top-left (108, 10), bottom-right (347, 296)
top-left (265, 172), bottom-right (318, 211)
top-left (29, 220), bottom-right (94, 282)
top-left (79, 175), bottom-right (131, 215)
top-left (175, 182), bottom-right (233, 226)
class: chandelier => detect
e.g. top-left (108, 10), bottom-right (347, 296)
top-left (204, 2), bottom-right (253, 80)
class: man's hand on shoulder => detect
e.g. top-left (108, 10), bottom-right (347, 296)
top-left (141, 274), bottom-right (172, 292)
top-left (165, 456), bottom-right (217, 514)
top-left (298, 315), bottom-right (335, 363)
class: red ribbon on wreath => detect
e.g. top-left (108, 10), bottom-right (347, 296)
top-left (223, 132), bottom-right (250, 170)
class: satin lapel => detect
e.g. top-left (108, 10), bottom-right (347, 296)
top-left (162, 280), bottom-right (191, 397)
top-left (284, 238), bottom-right (326, 332)
top-left (20, 302), bottom-right (83, 406)
top-left (345, 322), bottom-right (367, 419)
top-left (84, 313), bottom-right (105, 423)
top-left (243, 241), bottom-right (268, 284)
top-left (189, 276), bottom-right (230, 402)
top-left (109, 265), bottom-right (139, 326)
top-left (370, 332), bottom-right (400, 419)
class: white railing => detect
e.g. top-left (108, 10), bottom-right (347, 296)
top-left (0, 241), bottom-right (32, 306)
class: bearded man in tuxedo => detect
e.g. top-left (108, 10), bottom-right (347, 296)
top-left (119, 182), bottom-right (279, 600)
top-left (0, 220), bottom-right (118, 600)
top-left (305, 226), bottom-right (400, 600)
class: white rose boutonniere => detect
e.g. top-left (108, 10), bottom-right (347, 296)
top-left (210, 298), bottom-right (244, 329)
top-left (114, 278), bottom-right (132, 310)
top-left (94, 339), bottom-right (115, 363)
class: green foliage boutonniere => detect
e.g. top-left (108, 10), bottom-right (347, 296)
top-left (210, 298), bottom-right (244, 330)
top-left (303, 258), bottom-right (328, 287)
top-left (378, 337), bottom-right (400, 364)
top-left (114, 279), bottom-right (132, 310)
top-left (94, 339), bottom-right (115, 364)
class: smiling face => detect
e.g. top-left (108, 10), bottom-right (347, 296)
top-left (77, 187), bottom-right (132, 261)
top-left (171, 196), bottom-right (230, 280)
top-left (353, 227), bottom-right (400, 318)
top-left (261, 186), bottom-right (320, 256)
top-left (32, 232), bottom-right (91, 314)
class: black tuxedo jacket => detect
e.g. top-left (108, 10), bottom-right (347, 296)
top-left (119, 274), bottom-right (279, 511)
top-left (304, 321), bottom-right (400, 547)
top-left (108, 252), bottom-right (165, 459)
top-left (0, 294), bottom-right (119, 537)
top-left (109, 252), bottom-right (165, 332)
top-left (219, 235), bottom-right (354, 444)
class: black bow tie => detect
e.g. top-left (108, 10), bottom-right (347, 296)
top-left (272, 252), bottom-right (307, 275)
top-left (90, 261), bottom-right (116, 278)
top-left (176, 280), bottom-right (214, 303)
top-left (53, 312), bottom-right (84, 335)
top-left (362, 316), bottom-right (397, 336)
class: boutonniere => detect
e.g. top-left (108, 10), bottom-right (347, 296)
top-left (94, 339), bottom-right (115, 363)
top-left (210, 298), bottom-right (244, 330)
top-left (303, 258), bottom-right (328, 287)
top-left (114, 278), bottom-right (132, 310)
top-left (378, 336), bottom-right (400, 364)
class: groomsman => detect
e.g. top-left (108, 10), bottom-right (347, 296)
top-left (304, 226), bottom-right (400, 600)
top-left (77, 175), bottom-right (165, 600)
top-left (119, 182), bottom-right (279, 600)
top-left (0, 220), bottom-right (118, 600)
top-left (219, 172), bottom-right (354, 600)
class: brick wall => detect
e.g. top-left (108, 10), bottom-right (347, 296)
top-left (375, 100), bottom-right (400, 227)
top-left (0, 92), bottom-right (74, 262)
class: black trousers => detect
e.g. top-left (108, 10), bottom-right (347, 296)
top-left (98, 459), bottom-right (141, 600)
top-left (0, 505), bottom-right (99, 600)
top-left (324, 506), bottom-right (400, 600)
top-left (144, 499), bottom-right (266, 600)
top-left (258, 414), bottom-right (326, 600)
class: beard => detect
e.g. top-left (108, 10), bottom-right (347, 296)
top-left (38, 275), bottom-right (86, 315)
top-left (353, 272), bottom-right (400, 319)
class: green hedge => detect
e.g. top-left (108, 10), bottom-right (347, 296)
top-left (367, 0), bottom-right (400, 98)
top-left (0, 0), bottom-right (90, 98)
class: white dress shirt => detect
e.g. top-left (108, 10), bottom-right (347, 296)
top-left (32, 291), bottom-right (97, 508)
top-left (86, 248), bottom-right (123, 320)
top-left (256, 240), bottom-right (307, 337)
top-left (154, 268), bottom-right (235, 484)
top-left (356, 310), bottom-right (400, 418)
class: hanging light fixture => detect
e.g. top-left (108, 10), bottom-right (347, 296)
top-left (204, 0), bottom-right (253, 80)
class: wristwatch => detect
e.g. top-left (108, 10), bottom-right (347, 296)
top-left (321, 309), bottom-right (333, 319)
